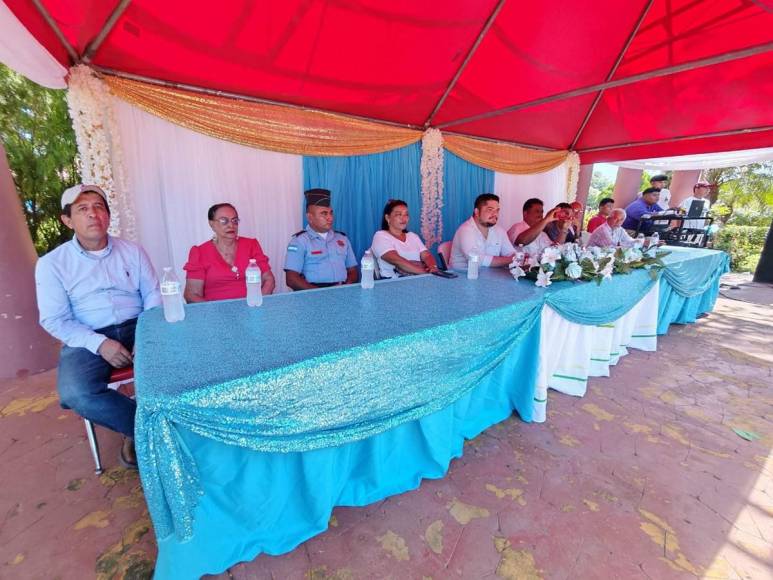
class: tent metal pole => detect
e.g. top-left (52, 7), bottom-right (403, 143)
top-left (423, 0), bottom-right (506, 129)
top-left (569, 0), bottom-right (655, 151)
top-left (441, 130), bottom-right (558, 152)
top-left (81, 0), bottom-right (132, 64)
top-left (31, 0), bottom-right (79, 64)
top-left (437, 42), bottom-right (773, 129)
top-left (92, 66), bottom-right (425, 131)
top-left (577, 125), bottom-right (773, 153)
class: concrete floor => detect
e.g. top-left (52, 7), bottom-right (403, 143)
top-left (1, 277), bottom-right (771, 579)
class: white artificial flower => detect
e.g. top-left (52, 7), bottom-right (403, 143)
top-left (510, 265), bottom-right (526, 280)
top-left (566, 262), bottom-right (583, 280)
top-left (540, 246), bottom-right (562, 267)
top-left (536, 269), bottom-right (553, 287)
top-left (601, 259), bottom-right (615, 280)
top-left (562, 242), bottom-right (579, 262)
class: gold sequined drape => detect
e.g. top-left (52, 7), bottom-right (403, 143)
top-left (105, 75), bottom-right (422, 157)
top-left (443, 133), bottom-right (569, 174)
top-left (105, 74), bottom-right (572, 170)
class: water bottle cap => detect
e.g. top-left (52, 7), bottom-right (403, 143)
top-left (248, 258), bottom-right (257, 264)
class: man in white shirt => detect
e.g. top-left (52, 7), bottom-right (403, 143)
top-left (35, 185), bottom-right (161, 468)
top-left (587, 208), bottom-right (636, 248)
top-left (450, 193), bottom-right (515, 270)
top-left (680, 180), bottom-right (712, 230)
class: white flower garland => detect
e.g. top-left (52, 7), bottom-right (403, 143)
top-left (420, 128), bottom-right (444, 248)
top-left (565, 151), bottom-right (580, 202)
top-left (67, 65), bottom-right (135, 239)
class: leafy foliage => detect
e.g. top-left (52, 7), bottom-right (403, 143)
top-left (704, 163), bottom-right (773, 226)
top-left (0, 63), bottom-right (79, 254)
top-left (713, 224), bottom-right (769, 272)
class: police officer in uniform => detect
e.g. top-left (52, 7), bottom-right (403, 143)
top-left (284, 188), bottom-right (359, 291)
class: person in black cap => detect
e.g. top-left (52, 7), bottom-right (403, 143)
top-left (284, 188), bottom-right (358, 290)
top-left (648, 173), bottom-right (671, 208)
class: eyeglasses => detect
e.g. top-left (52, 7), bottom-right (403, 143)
top-left (214, 217), bottom-right (240, 226)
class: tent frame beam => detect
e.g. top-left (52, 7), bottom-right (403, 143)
top-left (82, 0), bottom-right (132, 64)
top-left (569, 0), bottom-right (655, 151)
top-left (92, 66), bottom-right (425, 131)
top-left (423, 0), bottom-right (506, 129)
top-left (577, 125), bottom-right (773, 154)
top-left (437, 42), bottom-right (773, 129)
top-left (31, 0), bottom-right (79, 64)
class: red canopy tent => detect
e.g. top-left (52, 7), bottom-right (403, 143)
top-left (6, 0), bottom-right (773, 162)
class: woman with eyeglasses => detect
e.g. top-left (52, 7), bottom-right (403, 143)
top-left (371, 199), bottom-right (439, 279)
top-left (183, 203), bottom-right (275, 302)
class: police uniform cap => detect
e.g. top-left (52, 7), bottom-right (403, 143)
top-left (305, 188), bottom-right (332, 208)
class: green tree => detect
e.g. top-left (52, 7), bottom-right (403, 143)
top-left (0, 63), bottom-right (78, 255)
top-left (703, 163), bottom-right (773, 225)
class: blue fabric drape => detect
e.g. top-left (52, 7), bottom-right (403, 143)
top-left (135, 273), bottom-right (544, 542)
top-left (657, 248), bottom-right (729, 333)
top-left (544, 269), bottom-right (658, 326)
top-left (303, 143), bottom-right (421, 261)
top-left (153, 321), bottom-right (541, 579)
top-left (442, 149), bottom-right (494, 246)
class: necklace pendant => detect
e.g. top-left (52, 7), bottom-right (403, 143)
top-left (232, 265), bottom-right (239, 279)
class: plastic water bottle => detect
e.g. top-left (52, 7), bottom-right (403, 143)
top-left (635, 233), bottom-right (645, 249)
top-left (649, 232), bottom-right (660, 248)
top-left (361, 250), bottom-right (375, 289)
top-left (245, 258), bottom-right (262, 307)
top-left (467, 252), bottom-right (480, 280)
top-left (160, 267), bottom-right (185, 323)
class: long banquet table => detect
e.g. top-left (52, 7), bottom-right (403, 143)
top-left (134, 246), bottom-right (728, 579)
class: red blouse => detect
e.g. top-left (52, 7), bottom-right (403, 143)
top-left (587, 214), bottom-right (607, 233)
top-left (184, 237), bottom-right (271, 302)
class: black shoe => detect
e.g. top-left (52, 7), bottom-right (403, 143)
top-left (119, 437), bottom-right (138, 470)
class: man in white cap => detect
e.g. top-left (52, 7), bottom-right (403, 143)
top-left (679, 180), bottom-right (712, 230)
top-left (34, 184), bottom-right (161, 469)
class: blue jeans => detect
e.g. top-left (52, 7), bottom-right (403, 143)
top-left (57, 318), bottom-right (137, 438)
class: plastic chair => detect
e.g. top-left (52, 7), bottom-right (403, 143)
top-left (84, 366), bottom-right (134, 475)
top-left (437, 241), bottom-right (452, 270)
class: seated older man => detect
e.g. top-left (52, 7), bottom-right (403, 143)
top-left (587, 208), bottom-right (636, 248)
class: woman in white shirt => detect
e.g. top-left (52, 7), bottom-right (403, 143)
top-left (371, 199), bottom-right (439, 278)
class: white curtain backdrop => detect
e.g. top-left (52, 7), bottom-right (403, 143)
top-left (112, 98), bottom-right (302, 293)
top-left (0, 1), bottom-right (66, 88)
top-left (494, 162), bottom-right (569, 230)
top-left (613, 147), bottom-right (773, 171)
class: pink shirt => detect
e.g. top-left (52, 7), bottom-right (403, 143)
top-left (184, 237), bottom-right (271, 302)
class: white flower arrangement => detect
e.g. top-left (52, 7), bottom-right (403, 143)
top-left (565, 151), bottom-right (580, 202)
top-left (67, 65), bottom-right (135, 240)
top-left (420, 128), bottom-right (444, 248)
top-left (523, 242), bottom-right (668, 286)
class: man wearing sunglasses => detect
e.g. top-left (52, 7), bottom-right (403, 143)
top-left (284, 189), bottom-right (358, 290)
top-left (35, 184), bottom-right (161, 469)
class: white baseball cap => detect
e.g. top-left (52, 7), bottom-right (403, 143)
top-left (61, 184), bottom-right (108, 210)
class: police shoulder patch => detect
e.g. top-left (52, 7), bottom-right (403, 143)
top-left (287, 244), bottom-right (299, 252)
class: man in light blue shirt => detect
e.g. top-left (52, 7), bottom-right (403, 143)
top-left (35, 184), bottom-right (160, 468)
top-left (284, 189), bottom-right (358, 290)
